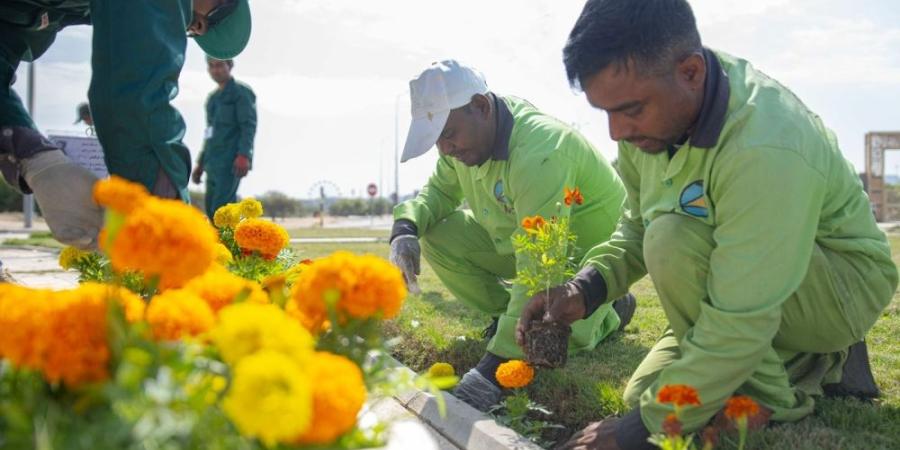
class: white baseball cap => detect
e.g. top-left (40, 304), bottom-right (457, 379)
top-left (400, 60), bottom-right (489, 162)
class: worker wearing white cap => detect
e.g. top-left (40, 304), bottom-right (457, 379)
top-left (390, 59), bottom-right (634, 411)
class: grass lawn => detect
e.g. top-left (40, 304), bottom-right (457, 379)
top-left (287, 227), bottom-right (390, 239)
top-left (294, 235), bottom-right (900, 450)
top-left (1, 231), bottom-right (64, 249)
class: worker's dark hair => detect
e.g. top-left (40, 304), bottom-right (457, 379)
top-left (206, 56), bottom-right (235, 68)
top-left (563, 0), bottom-right (702, 89)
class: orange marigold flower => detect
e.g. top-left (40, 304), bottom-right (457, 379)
top-left (182, 265), bottom-right (268, 314)
top-left (564, 186), bottom-right (584, 206)
top-left (288, 251), bottom-right (406, 332)
top-left (657, 384), bottom-right (701, 407)
top-left (495, 360), bottom-right (534, 389)
top-left (294, 352), bottom-right (367, 445)
top-left (106, 197), bottom-right (219, 290)
top-left (521, 215), bottom-right (547, 234)
top-left (146, 289), bottom-right (215, 341)
top-left (724, 395), bottom-right (760, 420)
top-left (92, 175), bottom-right (149, 214)
top-left (41, 284), bottom-right (112, 386)
top-left (0, 283), bottom-right (114, 387)
top-left (234, 218), bottom-right (290, 260)
top-left (116, 287), bottom-right (146, 323)
top-left (662, 413), bottom-right (683, 437)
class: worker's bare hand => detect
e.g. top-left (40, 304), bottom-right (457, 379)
top-left (191, 164), bottom-right (204, 184)
top-left (233, 154), bottom-right (250, 177)
top-left (516, 282), bottom-right (585, 348)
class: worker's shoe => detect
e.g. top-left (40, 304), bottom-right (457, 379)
top-left (612, 293), bottom-right (637, 331)
top-left (481, 316), bottom-right (500, 341)
top-left (452, 368), bottom-right (503, 412)
top-left (0, 260), bottom-right (18, 284)
top-left (21, 150), bottom-right (103, 250)
top-left (823, 340), bottom-right (880, 400)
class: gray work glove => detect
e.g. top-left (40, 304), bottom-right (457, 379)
top-left (452, 368), bottom-right (503, 412)
top-left (389, 234), bottom-right (421, 294)
top-left (21, 150), bottom-right (103, 250)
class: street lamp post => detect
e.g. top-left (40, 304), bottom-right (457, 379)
top-left (23, 63), bottom-right (35, 229)
top-left (393, 92), bottom-right (404, 207)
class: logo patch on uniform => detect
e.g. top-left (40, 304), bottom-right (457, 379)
top-left (493, 179), bottom-right (514, 214)
top-left (679, 180), bottom-right (708, 217)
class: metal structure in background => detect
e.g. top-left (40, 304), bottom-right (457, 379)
top-left (23, 63), bottom-right (35, 228)
top-left (865, 131), bottom-right (900, 221)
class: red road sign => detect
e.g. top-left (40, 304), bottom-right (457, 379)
top-left (367, 183), bottom-right (378, 197)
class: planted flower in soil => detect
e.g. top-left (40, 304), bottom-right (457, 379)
top-left (512, 187), bottom-right (583, 368)
top-left (489, 360), bottom-right (564, 448)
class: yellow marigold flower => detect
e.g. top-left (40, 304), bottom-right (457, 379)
top-left (657, 384), bottom-right (701, 407)
top-left (427, 362), bottom-right (455, 378)
top-left (239, 198), bottom-right (264, 219)
top-left (724, 395), bottom-right (760, 420)
top-left (146, 289), bottom-right (215, 341)
top-left (212, 303), bottom-right (314, 367)
top-left (58, 246), bottom-right (90, 270)
top-left (223, 351), bottom-right (313, 446)
top-left (92, 175), bottom-right (149, 214)
top-left (288, 251), bottom-right (406, 332)
top-left (213, 203), bottom-right (241, 229)
top-left (234, 218), bottom-right (290, 260)
top-left (182, 265), bottom-right (268, 314)
top-left (294, 352), bottom-right (366, 445)
top-left (214, 243), bottom-right (234, 265)
top-left (107, 197), bottom-right (218, 290)
top-left (495, 360), bottom-right (534, 389)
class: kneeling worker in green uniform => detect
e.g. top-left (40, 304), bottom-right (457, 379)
top-left (389, 60), bottom-right (636, 411)
top-left (517, 1), bottom-right (899, 448)
top-left (192, 56), bottom-right (257, 219)
top-left (0, 0), bottom-right (251, 251)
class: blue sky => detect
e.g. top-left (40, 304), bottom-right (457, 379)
top-left (13, 0), bottom-right (900, 199)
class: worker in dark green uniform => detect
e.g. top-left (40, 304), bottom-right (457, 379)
top-left (517, 1), bottom-right (899, 449)
top-left (192, 57), bottom-right (257, 219)
top-left (390, 60), bottom-right (635, 411)
top-left (0, 0), bottom-right (251, 250)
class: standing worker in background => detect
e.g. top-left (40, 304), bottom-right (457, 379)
top-left (0, 0), bottom-right (252, 252)
top-left (390, 60), bottom-right (635, 411)
top-left (192, 56), bottom-right (257, 219)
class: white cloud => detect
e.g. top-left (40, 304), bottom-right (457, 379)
top-left (15, 0), bottom-right (900, 197)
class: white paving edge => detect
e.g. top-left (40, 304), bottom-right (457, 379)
top-left (386, 356), bottom-right (544, 450)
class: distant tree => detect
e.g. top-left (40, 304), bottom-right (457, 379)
top-left (258, 190), bottom-right (302, 220)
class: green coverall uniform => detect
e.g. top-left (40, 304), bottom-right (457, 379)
top-left (1, 0), bottom-right (195, 199)
top-left (394, 95), bottom-right (627, 359)
top-left (576, 49), bottom-right (898, 433)
top-left (198, 77), bottom-right (257, 218)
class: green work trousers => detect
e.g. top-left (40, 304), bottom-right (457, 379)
top-left (204, 169), bottom-right (240, 219)
top-left (625, 214), bottom-right (894, 429)
top-left (420, 209), bottom-right (621, 359)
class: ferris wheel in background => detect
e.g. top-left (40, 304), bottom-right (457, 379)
top-left (307, 180), bottom-right (342, 200)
